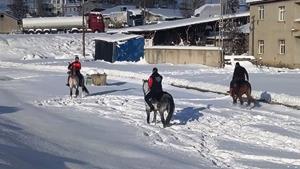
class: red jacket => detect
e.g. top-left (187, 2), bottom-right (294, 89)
top-left (69, 61), bottom-right (81, 71)
top-left (148, 76), bottom-right (154, 89)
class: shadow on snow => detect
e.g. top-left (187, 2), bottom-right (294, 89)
top-left (0, 106), bottom-right (21, 114)
top-left (88, 88), bottom-right (134, 96)
top-left (172, 107), bottom-right (206, 125)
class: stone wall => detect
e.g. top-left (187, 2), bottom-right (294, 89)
top-left (144, 46), bottom-right (222, 67)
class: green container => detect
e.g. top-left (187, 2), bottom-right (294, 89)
top-left (85, 74), bottom-right (92, 86)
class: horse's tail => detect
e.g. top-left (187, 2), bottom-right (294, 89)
top-left (165, 92), bottom-right (175, 125)
top-left (247, 81), bottom-right (252, 94)
top-left (246, 81), bottom-right (255, 103)
top-left (82, 85), bottom-right (89, 95)
top-left (169, 94), bottom-right (175, 115)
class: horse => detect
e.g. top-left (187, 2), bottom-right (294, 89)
top-left (68, 67), bottom-right (89, 98)
top-left (231, 80), bottom-right (254, 105)
top-left (142, 80), bottom-right (175, 128)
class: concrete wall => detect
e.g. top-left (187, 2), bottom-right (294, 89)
top-left (145, 46), bottom-right (222, 67)
top-left (249, 0), bottom-right (300, 68)
top-left (0, 13), bottom-right (19, 34)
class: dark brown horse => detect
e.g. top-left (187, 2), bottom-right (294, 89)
top-left (231, 80), bottom-right (254, 105)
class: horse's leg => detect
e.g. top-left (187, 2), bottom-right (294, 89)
top-left (238, 93), bottom-right (244, 105)
top-left (70, 88), bottom-right (72, 97)
top-left (152, 111), bottom-right (157, 124)
top-left (146, 110), bottom-right (150, 124)
top-left (232, 94), bottom-right (237, 104)
top-left (75, 87), bottom-right (79, 97)
top-left (246, 89), bottom-right (253, 105)
top-left (159, 110), bottom-right (166, 128)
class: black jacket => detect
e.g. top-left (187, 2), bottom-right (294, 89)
top-left (149, 72), bottom-right (163, 94)
top-left (233, 66), bottom-right (249, 81)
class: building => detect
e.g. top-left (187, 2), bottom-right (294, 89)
top-left (249, 0), bottom-right (300, 68)
top-left (63, 0), bottom-right (81, 16)
top-left (24, 0), bottom-right (64, 16)
top-left (0, 12), bottom-right (20, 33)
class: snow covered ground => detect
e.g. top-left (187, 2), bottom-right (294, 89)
top-left (0, 34), bottom-right (300, 169)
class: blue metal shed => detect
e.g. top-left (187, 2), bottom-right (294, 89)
top-left (94, 33), bottom-right (144, 62)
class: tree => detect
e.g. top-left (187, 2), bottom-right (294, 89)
top-left (8, 0), bottom-right (28, 19)
top-left (180, 0), bottom-right (205, 18)
top-left (223, 0), bottom-right (239, 14)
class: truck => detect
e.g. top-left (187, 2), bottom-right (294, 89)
top-left (22, 12), bottom-right (105, 34)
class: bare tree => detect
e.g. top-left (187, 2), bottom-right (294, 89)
top-left (180, 0), bottom-right (205, 18)
top-left (223, 0), bottom-right (239, 14)
top-left (8, 0), bottom-right (28, 19)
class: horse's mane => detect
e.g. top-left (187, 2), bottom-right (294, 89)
top-left (142, 80), bottom-right (149, 95)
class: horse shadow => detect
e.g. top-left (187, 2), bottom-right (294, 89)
top-left (0, 106), bottom-right (21, 114)
top-left (171, 107), bottom-right (205, 125)
top-left (88, 88), bottom-right (133, 96)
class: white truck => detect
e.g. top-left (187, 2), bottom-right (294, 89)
top-left (22, 12), bottom-right (105, 34)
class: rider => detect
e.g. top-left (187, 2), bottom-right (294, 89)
top-left (145, 67), bottom-right (163, 112)
top-left (66, 56), bottom-right (84, 86)
top-left (230, 62), bottom-right (249, 96)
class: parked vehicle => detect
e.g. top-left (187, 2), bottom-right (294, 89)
top-left (22, 12), bottom-right (105, 34)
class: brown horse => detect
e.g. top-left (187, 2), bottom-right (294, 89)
top-left (231, 80), bottom-right (254, 105)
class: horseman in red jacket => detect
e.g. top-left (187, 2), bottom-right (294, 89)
top-left (144, 67), bottom-right (163, 112)
top-left (66, 56), bottom-right (84, 86)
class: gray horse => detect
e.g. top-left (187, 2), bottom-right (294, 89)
top-left (68, 67), bottom-right (89, 98)
top-left (142, 80), bottom-right (175, 127)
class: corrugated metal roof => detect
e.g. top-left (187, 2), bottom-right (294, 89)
top-left (147, 8), bottom-right (184, 19)
top-left (111, 12), bottom-right (249, 33)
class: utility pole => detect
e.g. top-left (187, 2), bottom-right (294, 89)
top-left (219, 0), bottom-right (224, 68)
top-left (250, 15), bottom-right (255, 56)
top-left (82, 0), bottom-right (85, 58)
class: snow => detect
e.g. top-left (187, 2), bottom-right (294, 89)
top-left (146, 8), bottom-right (184, 20)
top-left (93, 33), bottom-right (143, 42)
top-left (145, 45), bottom-right (220, 50)
top-left (194, 4), bottom-right (221, 18)
top-left (0, 34), bottom-right (300, 169)
top-left (246, 0), bottom-right (263, 3)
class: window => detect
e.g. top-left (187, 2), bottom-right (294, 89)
top-left (279, 6), bottom-right (285, 21)
top-left (258, 6), bottom-right (264, 20)
top-left (279, 40), bottom-right (285, 54)
top-left (258, 40), bottom-right (264, 54)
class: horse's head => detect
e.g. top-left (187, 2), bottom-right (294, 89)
top-left (142, 79), bottom-right (149, 95)
top-left (69, 66), bottom-right (77, 76)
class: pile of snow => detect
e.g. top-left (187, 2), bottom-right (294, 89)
top-left (0, 34), bottom-right (96, 60)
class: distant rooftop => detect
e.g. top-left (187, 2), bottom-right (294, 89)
top-left (147, 8), bottom-right (184, 20)
top-left (194, 4), bottom-right (220, 19)
top-left (102, 5), bottom-right (139, 16)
